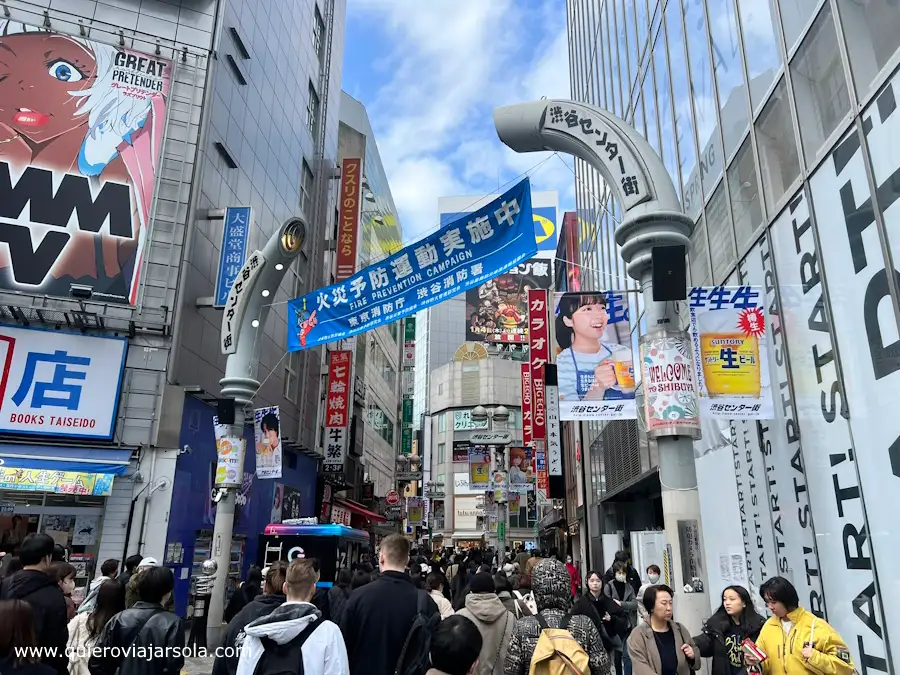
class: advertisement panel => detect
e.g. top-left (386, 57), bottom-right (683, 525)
top-left (452, 441), bottom-right (470, 462)
top-left (288, 179), bottom-right (537, 350)
top-left (521, 364), bottom-right (533, 447)
top-left (407, 497), bottom-right (425, 526)
top-left (214, 207), bottom-right (251, 307)
top-left (453, 410), bottom-right (489, 431)
top-left (465, 257), bottom-right (552, 343)
top-left (553, 291), bottom-right (636, 420)
top-left (528, 289), bottom-right (549, 502)
top-left (770, 189), bottom-right (886, 667)
top-left (0, 326), bottom-right (127, 440)
top-left (739, 233), bottom-right (824, 613)
top-left (254, 406), bottom-right (282, 479)
top-left (467, 446), bottom-right (490, 490)
top-left (213, 420), bottom-right (244, 489)
top-left (641, 332), bottom-right (700, 435)
top-left (323, 351), bottom-right (352, 474)
top-left (508, 446), bottom-right (535, 489)
top-left (545, 383), bottom-right (562, 476)
top-left (336, 158), bottom-right (361, 282)
top-left (0, 468), bottom-right (113, 496)
top-left (0, 22), bottom-right (171, 305)
top-left (688, 286), bottom-right (774, 419)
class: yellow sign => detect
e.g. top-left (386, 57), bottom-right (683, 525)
top-left (533, 213), bottom-right (555, 244)
top-left (0, 468), bottom-right (114, 496)
top-left (700, 333), bottom-right (761, 397)
top-left (470, 461), bottom-right (489, 485)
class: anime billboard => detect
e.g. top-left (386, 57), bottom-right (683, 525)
top-left (0, 21), bottom-right (171, 304)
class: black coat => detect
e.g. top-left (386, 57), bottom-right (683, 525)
top-left (572, 592), bottom-right (629, 652)
top-left (224, 581), bottom-right (261, 623)
top-left (339, 571), bottom-right (439, 675)
top-left (692, 609), bottom-right (764, 675)
top-left (602, 564), bottom-right (642, 595)
top-left (0, 569), bottom-right (68, 675)
top-left (212, 593), bottom-right (285, 675)
top-left (0, 655), bottom-right (57, 675)
top-left (327, 585), bottom-right (351, 625)
top-left (88, 601), bottom-right (184, 675)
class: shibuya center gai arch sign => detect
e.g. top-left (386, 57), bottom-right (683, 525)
top-left (287, 179), bottom-right (537, 351)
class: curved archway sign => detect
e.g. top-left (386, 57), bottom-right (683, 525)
top-left (493, 99), bottom-right (694, 281)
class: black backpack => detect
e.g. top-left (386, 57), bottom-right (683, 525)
top-left (393, 590), bottom-right (440, 675)
top-left (252, 615), bottom-right (325, 675)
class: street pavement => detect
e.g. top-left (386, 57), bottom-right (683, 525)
top-left (182, 655), bottom-right (215, 675)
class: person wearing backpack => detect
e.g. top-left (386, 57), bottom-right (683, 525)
top-left (339, 534), bottom-right (439, 675)
top-left (455, 573), bottom-right (514, 675)
top-left (604, 562), bottom-right (639, 675)
top-left (627, 585), bottom-right (699, 675)
top-left (503, 558), bottom-right (612, 675)
top-left (235, 558), bottom-right (348, 675)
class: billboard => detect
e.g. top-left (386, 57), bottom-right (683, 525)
top-left (336, 158), bottom-right (361, 281)
top-left (254, 406), bottom-right (282, 479)
top-left (0, 21), bottom-right (171, 305)
top-left (439, 200), bottom-right (557, 255)
top-left (323, 351), bottom-right (352, 474)
top-left (465, 257), bottom-right (552, 343)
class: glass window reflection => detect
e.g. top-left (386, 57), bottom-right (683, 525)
top-left (837, 0), bottom-right (900, 98)
top-left (706, 182), bottom-right (736, 283)
top-left (689, 215), bottom-right (711, 285)
top-left (635, 0), bottom-right (649, 65)
top-left (642, 68), bottom-right (660, 154)
top-left (653, 34), bottom-right (679, 196)
top-left (780, 0), bottom-right (819, 53)
top-left (617, 0), bottom-right (632, 109)
top-left (666, 0), bottom-right (698, 216)
top-left (727, 138), bottom-right (763, 253)
top-left (708, 0), bottom-right (749, 160)
top-left (756, 78), bottom-right (801, 212)
top-left (735, 0), bottom-right (783, 111)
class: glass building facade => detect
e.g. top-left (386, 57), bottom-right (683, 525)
top-left (568, 0), bottom-right (900, 667)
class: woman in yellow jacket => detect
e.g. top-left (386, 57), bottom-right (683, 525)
top-left (746, 577), bottom-right (855, 675)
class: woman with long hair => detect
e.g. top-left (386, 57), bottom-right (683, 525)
top-left (67, 580), bottom-right (125, 675)
top-left (0, 600), bottom-right (56, 675)
top-left (572, 570), bottom-right (628, 658)
top-left (327, 569), bottom-right (353, 625)
top-left (350, 569), bottom-right (371, 591)
top-left (224, 566), bottom-right (262, 623)
top-left (48, 562), bottom-right (77, 621)
top-left (692, 585), bottom-right (764, 675)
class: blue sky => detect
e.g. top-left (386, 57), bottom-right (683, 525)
top-left (341, 0), bottom-right (574, 244)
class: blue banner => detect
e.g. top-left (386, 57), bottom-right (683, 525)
top-left (288, 179), bottom-right (537, 351)
top-left (214, 206), bottom-right (251, 307)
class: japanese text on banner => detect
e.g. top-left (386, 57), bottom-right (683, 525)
top-left (336, 159), bottom-right (361, 282)
top-left (521, 364), bottom-right (533, 447)
top-left (214, 206), bottom-right (251, 307)
top-left (528, 289), bottom-right (549, 442)
top-left (324, 351), bottom-right (352, 473)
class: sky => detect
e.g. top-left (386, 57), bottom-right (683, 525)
top-left (341, 0), bottom-right (575, 245)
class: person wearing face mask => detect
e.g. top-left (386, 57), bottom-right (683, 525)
top-left (573, 571), bottom-right (629, 656)
top-left (605, 562), bottom-right (639, 675)
top-left (637, 565), bottom-right (661, 624)
top-left (692, 586), bottom-right (764, 675)
top-left (48, 562), bottom-right (77, 621)
top-left (565, 555), bottom-right (582, 599)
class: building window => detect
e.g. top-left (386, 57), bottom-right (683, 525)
top-left (306, 82), bottom-right (320, 138)
top-left (837, 0), bottom-right (900, 97)
top-left (437, 443), bottom-right (445, 465)
top-left (756, 78), bottom-right (801, 213)
top-left (439, 413), bottom-right (446, 433)
top-left (382, 361), bottom-right (396, 391)
top-left (313, 5), bottom-right (325, 62)
top-left (283, 351), bottom-right (299, 403)
top-left (367, 404), bottom-right (394, 445)
top-left (301, 160), bottom-right (314, 215)
top-left (689, 216), bottom-right (711, 286)
top-left (736, 0), bottom-right (783, 112)
top-left (706, 183), bottom-right (736, 284)
top-left (728, 139), bottom-right (763, 253)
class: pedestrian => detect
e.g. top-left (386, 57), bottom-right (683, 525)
top-left (349, 570), bottom-right (370, 592)
top-left (410, 563), bottom-right (425, 589)
top-left (565, 555), bottom-right (582, 599)
top-left (77, 559), bottom-right (119, 615)
top-left (602, 552), bottom-right (641, 595)
top-left (451, 562), bottom-right (477, 611)
top-left (225, 566), bottom-right (263, 623)
top-left (339, 533), bottom-right (439, 675)
top-left (328, 570), bottom-right (352, 625)
top-left (428, 615), bottom-right (482, 675)
top-left (48, 562), bottom-right (77, 621)
top-left (692, 585), bottom-right (764, 675)
top-left (628, 584), bottom-right (699, 675)
top-left (493, 573), bottom-right (530, 619)
top-left (116, 555), bottom-right (142, 588)
top-left (309, 559), bottom-right (331, 621)
top-left (88, 566), bottom-right (183, 675)
top-left (504, 558), bottom-right (612, 675)
top-left (67, 580), bottom-right (125, 675)
top-left (604, 562), bottom-right (639, 675)
top-left (426, 572), bottom-right (454, 620)
top-left (235, 559), bottom-right (348, 675)
top-left (746, 577), bottom-right (854, 675)
top-left (522, 551), bottom-right (541, 578)
top-left (514, 548), bottom-right (530, 574)
top-left (455, 572), bottom-right (513, 675)
top-left (635, 566), bottom-right (660, 624)
top-left (572, 570), bottom-right (628, 655)
top-left (0, 533), bottom-right (68, 675)
top-left (0, 599), bottom-right (58, 675)
top-left (213, 562), bottom-right (288, 675)
top-left (124, 557), bottom-right (165, 610)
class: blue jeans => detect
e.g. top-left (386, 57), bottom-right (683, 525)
top-left (623, 637), bottom-right (632, 675)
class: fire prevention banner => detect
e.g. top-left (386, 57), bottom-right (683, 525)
top-left (465, 257), bottom-right (552, 343)
top-left (323, 351), bottom-right (352, 474)
top-left (0, 21), bottom-right (171, 305)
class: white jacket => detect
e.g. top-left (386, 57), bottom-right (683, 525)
top-left (429, 590), bottom-right (454, 620)
top-left (235, 601), bottom-right (349, 675)
top-left (67, 612), bottom-right (97, 675)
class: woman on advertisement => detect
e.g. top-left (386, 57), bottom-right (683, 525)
top-left (555, 293), bottom-right (633, 402)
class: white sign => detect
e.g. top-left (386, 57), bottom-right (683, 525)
top-left (454, 495), bottom-right (481, 530)
top-left (545, 384), bottom-right (562, 476)
top-left (453, 409), bottom-right (489, 431)
top-left (221, 249), bottom-right (266, 354)
top-left (254, 406), bottom-right (282, 479)
top-left (323, 426), bottom-right (347, 474)
top-left (331, 504), bottom-right (351, 527)
top-left (453, 472), bottom-right (485, 495)
top-left (469, 431), bottom-right (512, 444)
top-left (0, 326), bottom-right (127, 440)
top-left (72, 515), bottom-right (100, 546)
top-left (402, 370), bottom-right (415, 396)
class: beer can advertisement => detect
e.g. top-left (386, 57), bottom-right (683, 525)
top-left (688, 286), bottom-right (773, 419)
top-left (467, 447), bottom-right (490, 490)
top-left (0, 21), bottom-right (171, 305)
top-left (552, 292), bottom-right (636, 420)
top-left (465, 257), bottom-right (552, 343)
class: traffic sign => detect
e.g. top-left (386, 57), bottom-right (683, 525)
top-left (385, 489), bottom-right (401, 506)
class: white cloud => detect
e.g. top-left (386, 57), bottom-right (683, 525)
top-left (345, 0), bottom-right (572, 244)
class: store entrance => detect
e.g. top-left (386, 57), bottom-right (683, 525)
top-left (0, 490), bottom-right (106, 603)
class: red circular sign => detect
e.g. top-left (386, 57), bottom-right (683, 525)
top-left (385, 490), bottom-right (401, 506)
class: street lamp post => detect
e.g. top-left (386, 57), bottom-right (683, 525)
top-left (471, 404), bottom-right (510, 556)
top-left (209, 217), bottom-right (307, 647)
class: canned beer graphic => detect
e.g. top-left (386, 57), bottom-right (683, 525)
top-left (612, 349), bottom-right (636, 393)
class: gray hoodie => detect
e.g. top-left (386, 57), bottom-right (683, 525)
top-left (456, 593), bottom-right (514, 675)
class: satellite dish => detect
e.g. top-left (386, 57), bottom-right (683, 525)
top-left (454, 342), bottom-right (488, 362)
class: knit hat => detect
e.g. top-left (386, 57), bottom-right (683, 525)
top-left (468, 572), bottom-right (496, 594)
top-left (532, 558), bottom-right (571, 611)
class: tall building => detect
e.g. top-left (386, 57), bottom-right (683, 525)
top-left (568, 0), bottom-right (900, 663)
top-left (0, 0), bottom-right (345, 615)
top-left (337, 91), bottom-right (403, 499)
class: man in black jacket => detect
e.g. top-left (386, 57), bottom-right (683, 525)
top-left (89, 566), bottom-right (184, 675)
top-left (339, 533), bottom-right (438, 675)
top-left (0, 533), bottom-right (68, 675)
top-left (117, 554), bottom-right (143, 587)
top-left (212, 561), bottom-right (288, 675)
top-left (602, 550), bottom-right (641, 595)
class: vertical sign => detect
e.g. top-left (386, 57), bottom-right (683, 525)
top-left (521, 364), bottom-right (533, 448)
top-left (324, 351), bottom-right (352, 474)
top-left (528, 289), bottom-right (550, 502)
top-left (336, 158), bottom-right (361, 282)
top-left (214, 206), bottom-right (252, 307)
top-left (545, 382), bottom-right (562, 476)
top-left (254, 406), bottom-right (282, 479)
top-left (401, 317), bottom-right (416, 455)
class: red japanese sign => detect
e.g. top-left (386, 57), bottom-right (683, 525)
top-left (335, 158), bottom-right (361, 282)
top-left (325, 350), bottom-right (351, 428)
top-left (527, 289), bottom-right (549, 442)
top-left (521, 364), bottom-right (533, 447)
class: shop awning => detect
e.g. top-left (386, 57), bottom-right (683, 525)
top-left (334, 497), bottom-right (387, 524)
top-left (0, 444), bottom-right (133, 475)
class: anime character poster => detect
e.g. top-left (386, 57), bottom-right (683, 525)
top-left (507, 447), bottom-right (535, 489)
top-left (0, 21), bottom-right (171, 304)
top-left (465, 257), bottom-right (552, 343)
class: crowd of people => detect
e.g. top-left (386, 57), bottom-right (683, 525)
top-left (0, 532), bottom-right (859, 675)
